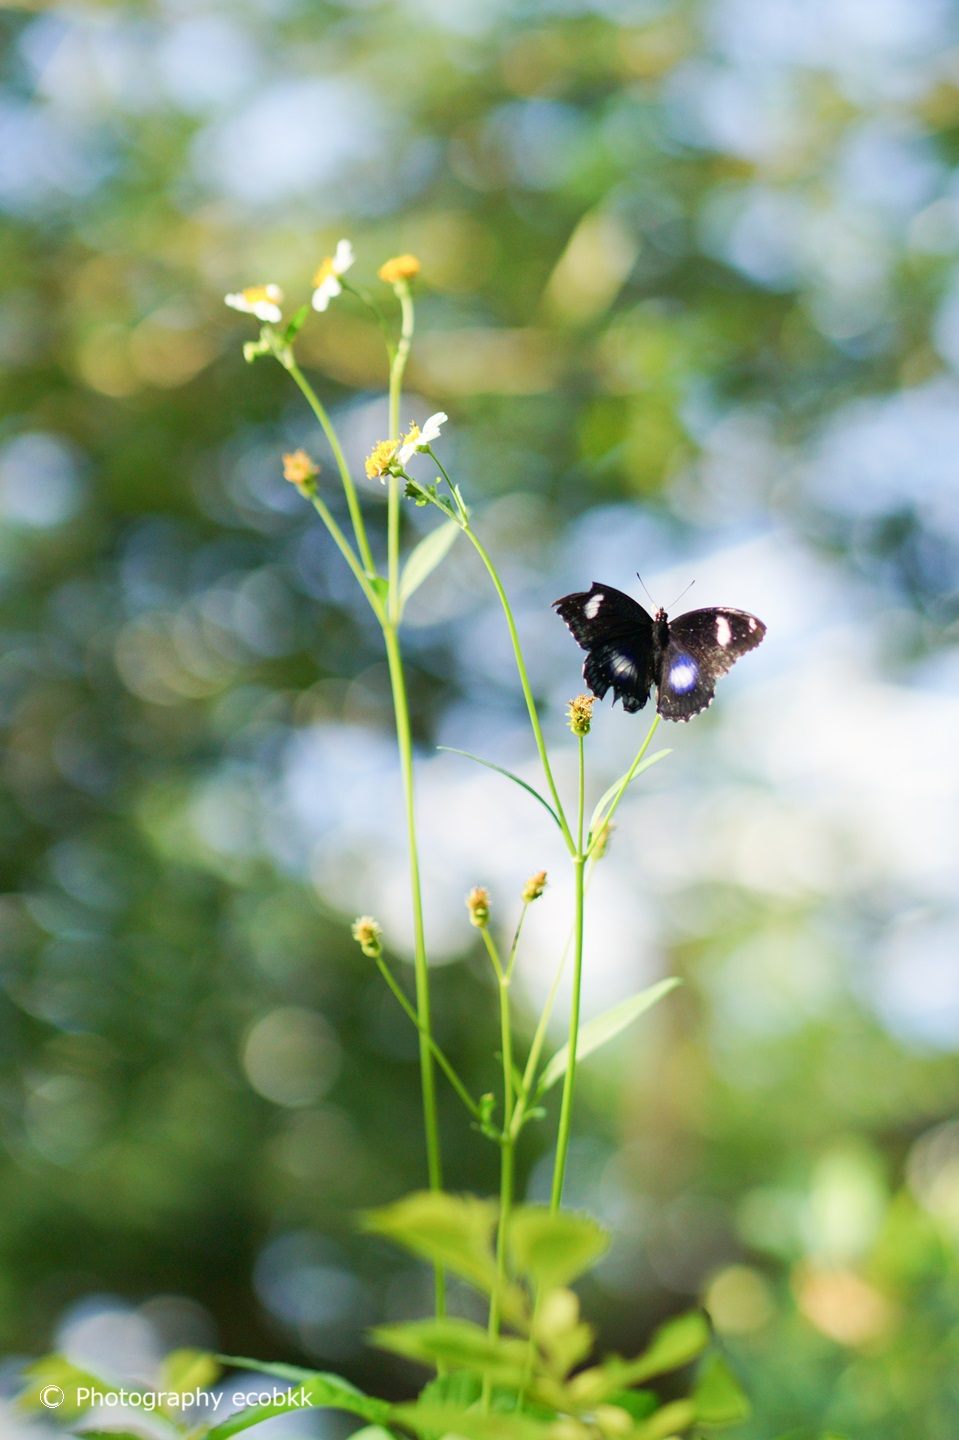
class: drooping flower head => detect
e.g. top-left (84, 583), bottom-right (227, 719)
top-left (522, 871), bottom-right (548, 903)
top-left (225, 284), bottom-right (284, 323)
top-left (397, 412), bottom-right (448, 465)
top-left (351, 915), bottom-right (383, 959)
top-left (466, 886), bottom-right (490, 929)
top-left (312, 238), bottom-right (355, 312)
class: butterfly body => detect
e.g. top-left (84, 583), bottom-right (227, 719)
top-left (554, 583), bottom-right (766, 722)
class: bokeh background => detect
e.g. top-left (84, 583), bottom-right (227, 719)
top-left (2, 0), bottom-right (959, 1436)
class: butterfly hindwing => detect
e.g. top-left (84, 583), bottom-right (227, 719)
top-left (553, 584), bottom-right (656, 713)
top-left (656, 607), bottom-right (766, 722)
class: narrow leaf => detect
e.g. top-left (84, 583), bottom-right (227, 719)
top-left (283, 304), bottom-right (310, 343)
top-left (538, 979), bottom-right (681, 1096)
top-left (588, 751), bottom-right (672, 843)
top-left (399, 522), bottom-right (460, 612)
top-left (509, 1208), bottom-right (610, 1289)
top-left (438, 749), bottom-right (562, 830)
top-left (635, 1400), bottom-right (697, 1439)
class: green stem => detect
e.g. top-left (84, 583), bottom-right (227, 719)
top-left (462, 524), bottom-right (573, 853)
top-left (374, 955), bottom-right (481, 1120)
top-left (305, 493), bottom-right (384, 621)
top-left (288, 360), bottom-right (377, 578)
top-left (481, 928), bottom-right (515, 1408)
top-left (588, 714), bottom-right (661, 850)
top-left (550, 735), bottom-right (587, 1211)
top-left (387, 285), bottom-right (414, 626)
top-left (382, 621), bottom-right (445, 1317)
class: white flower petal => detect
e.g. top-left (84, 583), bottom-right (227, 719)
top-left (312, 275), bottom-right (342, 312)
top-left (420, 412), bottom-right (448, 445)
top-left (333, 238), bottom-right (354, 276)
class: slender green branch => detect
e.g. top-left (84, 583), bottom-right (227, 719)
top-left (588, 713), bottom-right (661, 849)
top-left (382, 622), bottom-right (445, 1318)
top-left (374, 955), bottom-right (481, 1120)
top-left (480, 927), bottom-right (515, 1403)
top-left (305, 493), bottom-right (384, 621)
top-left (461, 525), bottom-right (573, 852)
top-left (287, 359), bottom-right (377, 578)
top-left (387, 285), bottom-right (415, 626)
top-left (550, 735), bottom-right (587, 1211)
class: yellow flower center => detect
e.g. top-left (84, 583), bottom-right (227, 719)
top-left (243, 285), bottom-right (276, 304)
top-left (312, 257), bottom-right (336, 287)
top-left (365, 438), bottom-right (399, 479)
top-left (378, 253), bottom-right (421, 284)
top-left (403, 422), bottom-right (421, 448)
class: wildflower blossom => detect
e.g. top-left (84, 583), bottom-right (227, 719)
top-left (365, 438), bottom-right (400, 481)
top-left (312, 238), bottom-right (354, 312)
top-left (567, 694), bottom-right (594, 737)
top-left (466, 886), bottom-right (490, 928)
top-left (378, 253), bottom-right (421, 284)
top-left (397, 412), bottom-right (448, 465)
top-left (351, 915), bottom-right (383, 959)
top-left (225, 284), bottom-right (284, 323)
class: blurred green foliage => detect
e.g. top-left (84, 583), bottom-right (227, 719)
top-left (1, 1), bottom-right (959, 1437)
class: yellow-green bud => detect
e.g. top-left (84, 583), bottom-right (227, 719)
top-left (591, 818), bottom-right (614, 859)
top-left (466, 886), bottom-right (490, 928)
top-left (567, 693), bottom-right (594, 736)
top-left (351, 915), bottom-right (383, 959)
top-left (522, 870), bottom-right (548, 903)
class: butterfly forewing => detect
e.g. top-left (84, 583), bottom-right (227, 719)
top-left (553, 584), bottom-right (656, 712)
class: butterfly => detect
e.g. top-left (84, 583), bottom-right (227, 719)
top-left (553, 582), bottom-right (766, 722)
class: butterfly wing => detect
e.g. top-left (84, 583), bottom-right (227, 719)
top-left (553, 583), bottom-right (656, 713)
top-left (656, 607), bottom-right (766, 721)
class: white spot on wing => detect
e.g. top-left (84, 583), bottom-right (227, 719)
top-left (584, 592), bottom-right (604, 619)
top-left (613, 654), bottom-right (635, 677)
top-left (716, 615), bottom-right (732, 647)
top-left (748, 617), bottom-right (757, 631)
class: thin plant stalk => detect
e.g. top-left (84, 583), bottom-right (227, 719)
top-left (287, 359), bottom-right (377, 578)
top-left (550, 734), bottom-right (587, 1210)
top-left (481, 926), bottom-right (515, 1408)
top-left (374, 954), bottom-right (481, 1122)
top-left (387, 284), bottom-right (414, 625)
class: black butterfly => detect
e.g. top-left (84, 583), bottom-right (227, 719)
top-left (554, 582), bottom-right (766, 722)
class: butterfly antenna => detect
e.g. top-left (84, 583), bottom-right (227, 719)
top-left (667, 579), bottom-right (695, 610)
top-left (635, 572), bottom-right (655, 605)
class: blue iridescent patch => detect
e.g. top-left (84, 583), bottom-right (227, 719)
top-left (668, 654), bottom-right (699, 694)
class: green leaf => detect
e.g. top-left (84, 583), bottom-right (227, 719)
top-left (160, 1348), bottom-right (220, 1396)
top-left (571, 1313), bottom-right (710, 1405)
top-left (209, 1361), bottom-right (389, 1437)
top-left (537, 979), bottom-right (681, 1096)
top-left (399, 522), bottom-right (460, 612)
top-left (283, 304), bottom-right (310, 343)
top-left (509, 1208), bottom-right (610, 1289)
top-left (393, 1401), bottom-right (550, 1440)
top-left (372, 1319), bottom-right (529, 1382)
top-left (419, 1372), bottom-right (483, 1409)
top-left (694, 1354), bottom-right (751, 1428)
top-left (604, 1390), bottom-right (658, 1421)
top-left (362, 1191), bottom-right (504, 1299)
top-left (588, 751), bottom-right (672, 844)
top-left (437, 749), bottom-right (562, 830)
top-left (70, 1432), bottom-right (151, 1440)
top-left (348, 1429), bottom-right (398, 1440)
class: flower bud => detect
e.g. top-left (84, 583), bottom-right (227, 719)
top-left (282, 449), bottom-right (319, 495)
top-left (522, 870), bottom-right (547, 903)
top-left (567, 693), bottom-right (595, 736)
top-left (591, 818), bottom-right (614, 860)
top-left (466, 886), bottom-right (490, 928)
top-left (351, 915), bottom-right (383, 959)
